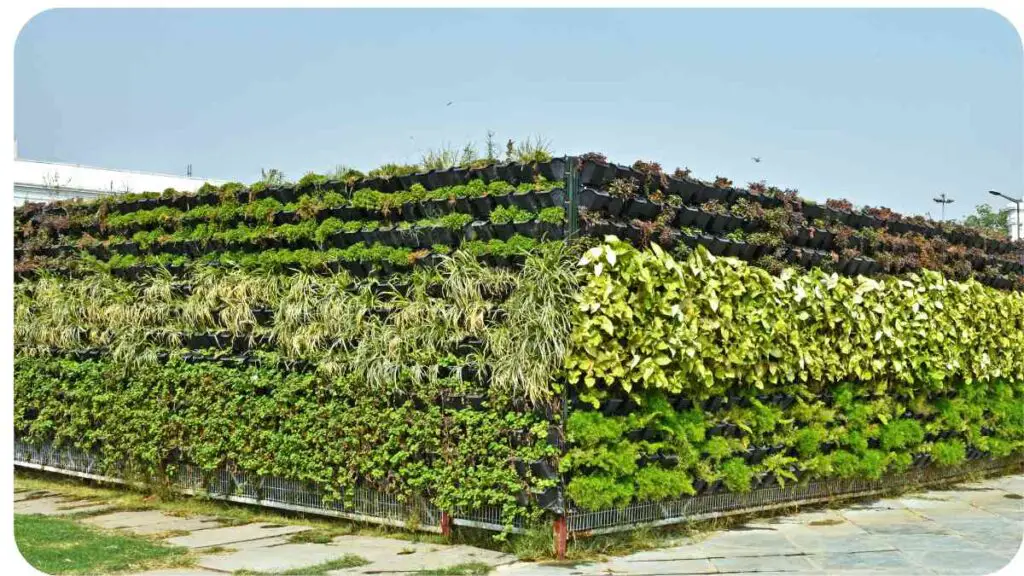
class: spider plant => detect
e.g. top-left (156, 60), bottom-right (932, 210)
top-left (488, 242), bottom-right (579, 406)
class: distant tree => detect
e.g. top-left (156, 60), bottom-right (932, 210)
top-left (963, 203), bottom-right (1011, 237)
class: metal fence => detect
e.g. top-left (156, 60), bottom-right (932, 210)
top-left (566, 454), bottom-right (1024, 535)
top-left (13, 439), bottom-right (509, 533)
top-left (16, 438), bottom-right (1021, 540)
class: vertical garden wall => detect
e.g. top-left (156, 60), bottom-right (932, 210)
top-left (13, 154), bottom-right (1024, 552)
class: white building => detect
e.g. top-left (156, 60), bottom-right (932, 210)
top-left (1007, 203), bottom-right (1021, 242)
top-left (13, 157), bottom-right (228, 207)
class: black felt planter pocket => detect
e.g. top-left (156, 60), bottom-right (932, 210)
top-left (538, 158), bottom-right (566, 182)
top-left (708, 214), bottom-right (731, 234)
top-left (709, 237), bottom-right (730, 256)
top-left (624, 223), bottom-right (645, 245)
top-left (492, 222), bottom-right (515, 241)
top-left (667, 177), bottom-right (702, 205)
top-left (536, 486), bottom-right (564, 514)
top-left (490, 192), bottom-right (512, 208)
top-left (580, 160), bottom-right (613, 187)
top-left (606, 197), bottom-right (627, 219)
top-left (580, 188), bottom-right (610, 211)
top-left (469, 196), bottom-right (492, 219)
top-left (452, 196), bottom-right (472, 215)
top-left (534, 188), bottom-right (565, 209)
top-left (514, 220), bottom-right (538, 237)
top-left (601, 398), bottom-right (624, 416)
top-left (626, 198), bottom-right (660, 220)
top-left (340, 261), bottom-right (366, 277)
top-left (676, 206), bottom-right (699, 227)
top-left (536, 222), bottom-right (565, 240)
top-left (469, 164), bottom-right (499, 184)
top-left (466, 221), bottom-right (494, 242)
top-left (510, 191), bottom-right (538, 212)
top-left (531, 460), bottom-right (558, 481)
top-left (693, 211), bottom-right (713, 231)
top-left (803, 203), bottom-right (826, 221)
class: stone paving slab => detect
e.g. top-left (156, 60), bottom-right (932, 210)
top-left (83, 510), bottom-right (174, 528)
top-left (130, 518), bottom-right (224, 536)
top-left (222, 534), bottom-right (293, 550)
top-left (598, 557), bottom-right (718, 574)
top-left (198, 542), bottom-right (363, 572)
top-left (164, 522), bottom-right (310, 549)
top-left (902, 549), bottom-right (1016, 575)
top-left (130, 565), bottom-right (224, 569)
top-left (14, 495), bottom-right (112, 516)
top-left (712, 553), bottom-right (821, 573)
top-left (80, 509), bottom-right (224, 535)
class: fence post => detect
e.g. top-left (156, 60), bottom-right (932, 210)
top-left (440, 511), bottom-right (452, 537)
top-left (553, 514), bottom-right (568, 560)
top-left (555, 154), bottom-right (578, 562)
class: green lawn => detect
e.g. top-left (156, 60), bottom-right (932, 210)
top-left (14, 514), bottom-right (191, 574)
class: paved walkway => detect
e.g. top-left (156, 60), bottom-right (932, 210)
top-left (14, 474), bottom-right (1024, 575)
top-left (498, 474), bottom-right (1024, 576)
top-left (14, 490), bottom-right (513, 575)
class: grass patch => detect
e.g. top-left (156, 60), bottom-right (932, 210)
top-left (14, 514), bottom-right (192, 574)
top-left (808, 518), bottom-right (844, 526)
top-left (1005, 493), bottom-right (1023, 500)
top-left (414, 562), bottom-right (492, 576)
top-left (234, 554), bottom-right (368, 575)
top-left (287, 529), bottom-right (337, 544)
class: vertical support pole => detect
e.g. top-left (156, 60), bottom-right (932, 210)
top-left (555, 155), bottom-right (578, 561)
top-left (553, 515), bottom-right (568, 560)
top-left (439, 511), bottom-right (452, 537)
top-left (564, 156), bottom-right (579, 240)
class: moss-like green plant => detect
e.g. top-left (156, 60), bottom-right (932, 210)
top-left (794, 426), bottom-right (826, 458)
top-left (719, 457), bottom-right (752, 493)
top-left (931, 439), bottom-right (966, 467)
top-left (879, 419), bottom-right (924, 452)
top-left (703, 436), bottom-right (733, 461)
top-left (566, 474), bottom-right (634, 510)
top-left (635, 467), bottom-right (695, 501)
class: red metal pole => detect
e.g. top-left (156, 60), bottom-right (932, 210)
top-left (440, 511), bottom-right (452, 537)
top-left (553, 515), bottom-right (567, 560)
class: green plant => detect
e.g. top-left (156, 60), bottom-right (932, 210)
top-left (931, 439), bottom-right (966, 466)
top-left (719, 458), bottom-right (752, 493)
top-left (490, 206), bottom-right (533, 225)
top-left (566, 474), bottom-right (633, 510)
top-left (635, 467), bottom-right (695, 501)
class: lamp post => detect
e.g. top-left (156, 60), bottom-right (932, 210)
top-left (989, 190), bottom-right (1022, 241)
top-left (932, 193), bottom-right (954, 221)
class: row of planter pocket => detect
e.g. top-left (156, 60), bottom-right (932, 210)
top-left (805, 203), bottom-right (1017, 253)
top-left (250, 159), bottom-right (568, 202)
top-left (31, 160), bottom-right (569, 221)
top-left (580, 161), bottom-right (791, 211)
top-left (40, 348), bottom-right (502, 392)
top-left (582, 220), bottom-right (881, 276)
top-left (32, 220), bottom-right (566, 261)
top-left (19, 249), bottom-right (531, 283)
top-left (33, 188), bottom-right (569, 243)
top-left (579, 160), bottom-right (1020, 256)
top-left (581, 188), bottom-right (843, 252)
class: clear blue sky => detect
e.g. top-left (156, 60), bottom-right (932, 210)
top-left (14, 8), bottom-right (1023, 220)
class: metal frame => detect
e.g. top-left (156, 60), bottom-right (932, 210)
top-left (565, 455), bottom-right (1023, 535)
top-left (13, 439), bottom-right (520, 534)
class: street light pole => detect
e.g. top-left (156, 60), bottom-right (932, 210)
top-left (932, 193), bottom-right (954, 221)
top-left (989, 190), bottom-right (1022, 241)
